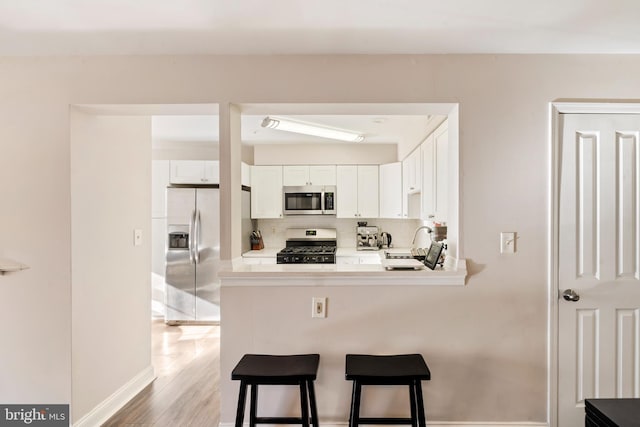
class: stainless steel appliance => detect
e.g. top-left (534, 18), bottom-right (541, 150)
top-left (283, 185), bottom-right (336, 215)
top-left (165, 186), bottom-right (220, 324)
top-left (379, 232), bottom-right (392, 249)
top-left (277, 228), bottom-right (337, 264)
top-left (357, 226), bottom-right (379, 250)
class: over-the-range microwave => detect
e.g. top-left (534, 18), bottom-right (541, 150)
top-left (283, 185), bottom-right (336, 215)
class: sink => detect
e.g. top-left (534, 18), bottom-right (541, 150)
top-left (384, 248), bottom-right (427, 261)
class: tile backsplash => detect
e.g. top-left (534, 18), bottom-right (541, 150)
top-left (255, 217), bottom-right (423, 249)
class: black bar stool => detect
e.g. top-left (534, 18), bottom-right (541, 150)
top-left (232, 354), bottom-right (320, 427)
top-left (345, 354), bottom-right (431, 427)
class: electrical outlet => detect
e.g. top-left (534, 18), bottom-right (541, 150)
top-left (500, 232), bottom-right (516, 254)
top-left (134, 229), bottom-right (143, 246)
top-left (312, 297), bottom-right (327, 318)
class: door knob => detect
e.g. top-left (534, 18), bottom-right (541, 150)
top-left (562, 289), bottom-right (580, 302)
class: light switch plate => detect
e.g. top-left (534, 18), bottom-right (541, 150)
top-left (134, 229), bottom-right (143, 246)
top-left (500, 232), bottom-right (516, 254)
top-left (312, 297), bottom-right (327, 318)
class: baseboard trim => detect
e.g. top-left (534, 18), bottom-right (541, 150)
top-left (73, 365), bottom-right (156, 427)
top-left (220, 421), bottom-right (548, 427)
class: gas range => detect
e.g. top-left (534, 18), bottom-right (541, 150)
top-left (276, 228), bottom-right (337, 264)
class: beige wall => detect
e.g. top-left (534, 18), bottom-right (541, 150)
top-left (1, 54), bottom-right (640, 422)
top-left (70, 111), bottom-right (152, 420)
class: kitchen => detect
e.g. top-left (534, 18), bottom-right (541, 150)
top-left (152, 103), bottom-right (462, 324)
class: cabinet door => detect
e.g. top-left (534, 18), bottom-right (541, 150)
top-left (434, 123), bottom-right (448, 222)
top-left (407, 149), bottom-right (421, 193)
top-left (241, 162), bottom-right (251, 187)
top-left (309, 165), bottom-right (337, 185)
top-left (336, 165), bottom-right (358, 218)
top-left (251, 166), bottom-right (283, 218)
top-left (202, 160), bottom-right (220, 184)
top-left (379, 162), bottom-right (403, 218)
top-left (357, 165), bottom-right (379, 218)
top-left (152, 160), bottom-right (170, 218)
top-left (170, 160), bottom-right (205, 184)
top-left (421, 135), bottom-right (435, 220)
top-left (283, 165), bottom-right (309, 186)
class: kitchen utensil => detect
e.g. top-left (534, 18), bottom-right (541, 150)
top-left (379, 232), bottom-right (392, 249)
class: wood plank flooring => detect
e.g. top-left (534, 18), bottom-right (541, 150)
top-left (103, 319), bottom-right (220, 427)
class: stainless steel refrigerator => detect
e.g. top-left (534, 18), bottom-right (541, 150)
top-left (165, 187), bottom-right (220, 324)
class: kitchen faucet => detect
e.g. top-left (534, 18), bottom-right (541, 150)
top-left (411, 226), bottom-right (432, 248)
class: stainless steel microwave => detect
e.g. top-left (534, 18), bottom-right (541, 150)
top-left (283, 185), bottom-right (336, 215)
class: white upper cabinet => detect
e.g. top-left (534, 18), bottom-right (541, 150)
top-left (251, 165), bottom-right (283, 219)
top-left (421, 134), bottom-right (435, 220)
top-left (357, 165), bottom-right (379, 218)
top-left (241, 162), bottom-right (251, 187)
top-left (403, 148), bottom-right (421, 194)
top-left (170, 160), bottom-right (219, 184)
top-left (336, 165), bottom-right (379, 218)
top-left (402, 148), bottom-right (422, 219)
top-left (434, 121), bottom-right (449, 222)
top-left (421, 120), bottom-right (448, 222)
top-left (152, 160), bottom-right (171, 218)
top-left (379, 162), bottom-right (403, 219)
top-left (283, 165), bottom-right (336, 186)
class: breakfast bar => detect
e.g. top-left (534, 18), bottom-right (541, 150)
top-left (217, 257), bottom-right (468, 426)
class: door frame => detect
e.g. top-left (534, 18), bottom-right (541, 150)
top-left (549, 101), bottom-right (640, 427)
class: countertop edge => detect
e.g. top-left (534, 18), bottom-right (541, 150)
top-left (219, 258), bottom-right (467, 287)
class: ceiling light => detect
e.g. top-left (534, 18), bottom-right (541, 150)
top-left (261, 116), bottom-right (365, 142)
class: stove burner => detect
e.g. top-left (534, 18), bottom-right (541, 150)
top-left (277, 245), bottom-right (337, 264)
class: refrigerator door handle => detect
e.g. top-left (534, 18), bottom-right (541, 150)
top-left (189, 209), bottom-right (196, 264)
top-left (194, 209), bottom-right (201, 264)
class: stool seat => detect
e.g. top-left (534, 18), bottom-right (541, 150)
top-left (233, 354), bottom-right (320, 383)
top-left (345, 354), bottom-right (430, 427)
top-left (232, 354), bottom-right (320, 427)
top-left (345, 354), bottom-right (431, 383)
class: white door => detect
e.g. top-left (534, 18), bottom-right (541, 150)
top-left (558, 114), bottom-right (640, 426)
top-left (283, 165), bottom-right (309, 186)
top-left (308, 165), bottom-right (337, 185)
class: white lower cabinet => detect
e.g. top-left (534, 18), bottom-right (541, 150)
top-left (243, 257), bottom-right (277, 265)
top-left (336, 165), bottom-right (379, 218)
top-left (336, 254), bottom-right (382, 265)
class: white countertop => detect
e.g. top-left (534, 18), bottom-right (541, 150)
top-left (220, 255), bottom-right (467, 286)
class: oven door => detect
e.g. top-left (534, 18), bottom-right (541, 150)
top-left (283, 186), bottom-right (324, 215)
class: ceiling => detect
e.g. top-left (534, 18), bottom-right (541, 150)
top-left (151, 114), bottom-right (445, 146)
top-left (1, 0), bottom-right (639, 55)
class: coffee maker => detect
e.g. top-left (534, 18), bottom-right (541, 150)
top-left (356, 226), bottom-right (379, 250)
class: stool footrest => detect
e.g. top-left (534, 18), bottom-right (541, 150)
top-left (357, 418), bottom-right (414, 425)
top-left (255, 417), bottom-right (312, 424)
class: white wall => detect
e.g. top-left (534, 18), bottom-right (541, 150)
top-left (70, 111), bottom-right (152, 421)
top-left (2, 55), bottom-right (640, 423)
top-left (254, 143), bottom-right (397, 165)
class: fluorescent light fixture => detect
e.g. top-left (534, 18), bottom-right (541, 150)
top-left (261, 116), bottom-right (365, 142)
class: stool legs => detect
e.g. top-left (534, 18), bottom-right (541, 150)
top-left (250, 384), bottom-right (259, 427)
top-left (235, 381), bottom-right (248, 427)
top-left (235, 380), bottom-right (319, 427)
top-left (307, 380), bottom-right (319, 427)
top-left (348, 381), bottom-right (362, 427)
top-left (299, 381), bottom-right (310, 427)
top-left (348, 380), bottom-right (426, 427)
top-left (409, 384), bottom-right (417, 427)
top-left (414, 381), bottom-right (426, 427)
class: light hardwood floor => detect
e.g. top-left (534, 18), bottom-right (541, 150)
top-left (103, 319), bottom-right (221, 427)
